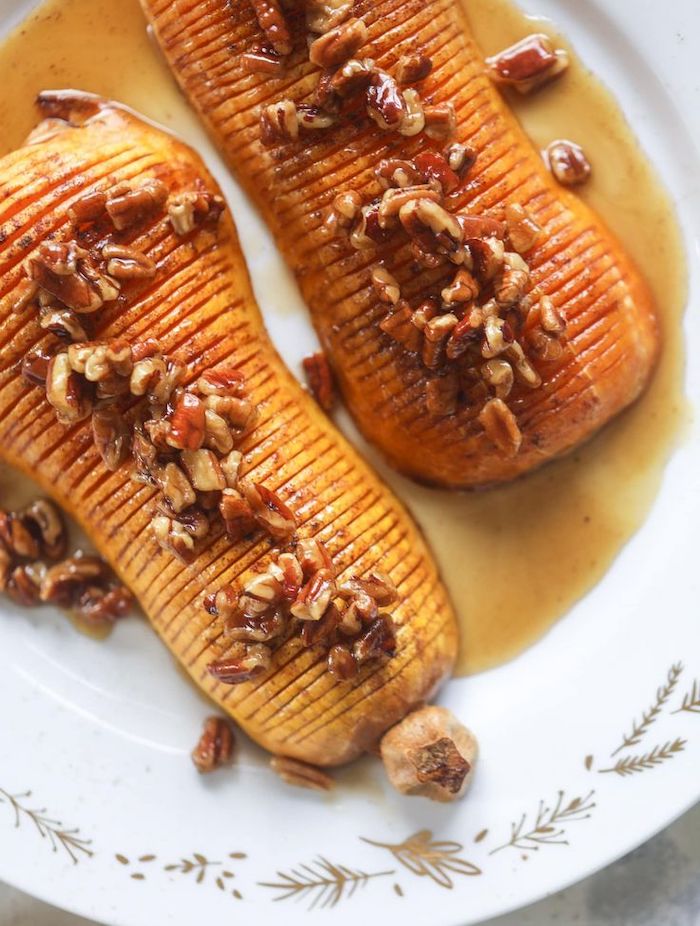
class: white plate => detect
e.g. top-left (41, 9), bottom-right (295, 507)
top-left (0, 1), bottom-right (699, 924)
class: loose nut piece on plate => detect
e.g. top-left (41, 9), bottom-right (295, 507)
top-left (545, 139), bottom-right (593, 186)
top-left (380, 706), bottom-right (478, 802)
top-left (191, 716), bottom-right (236, 773)
top-left (486, 33), bottom-right (570, 94)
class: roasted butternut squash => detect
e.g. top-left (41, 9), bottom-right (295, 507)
top-left (141, 0), bottom-right (659, 487)
top-left (0, 93), bottom-right (457, 766)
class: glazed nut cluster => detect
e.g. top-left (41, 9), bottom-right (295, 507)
top-left (252, 1), bottom-right (453, 148)
top-left (0, 497), bottom-right (130, 625)
top-left (206, 537), bottom-right (398, 686)
top-left (325, 147), bottom-right (568, 454)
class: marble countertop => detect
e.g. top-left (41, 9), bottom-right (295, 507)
top-left (2, 802), bottom-right (698, 925)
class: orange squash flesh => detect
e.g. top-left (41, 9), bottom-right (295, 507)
top-left (141, 0), bottom-right (659, 488)
top-left (0, 94), bottom-right (457, 766)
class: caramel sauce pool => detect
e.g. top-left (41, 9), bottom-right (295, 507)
top-left (0, 0), bottom-right (688, 674)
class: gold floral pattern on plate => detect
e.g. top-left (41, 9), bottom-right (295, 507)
top-left (362, 830), bottom-right (481, 888)
top-left (0, 787), bottom-right (92, 864)
top-left (489, 791), bottom-right (596, 856)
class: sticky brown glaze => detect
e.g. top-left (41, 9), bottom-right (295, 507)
top-left (140, 0), bottom-right (659, 487)
top-left (0, 93), bottom-right (457, 765)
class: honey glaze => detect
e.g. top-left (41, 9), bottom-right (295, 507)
top-left (0, 0), bottom-right (688, 674)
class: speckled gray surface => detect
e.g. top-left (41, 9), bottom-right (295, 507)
top-left (2, 803), bottom-right (698, 925)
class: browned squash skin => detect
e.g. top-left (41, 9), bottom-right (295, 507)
top-left (141, 0), bottom-right (660, 488)
top-left (0, 95), bottom-right (457, 766)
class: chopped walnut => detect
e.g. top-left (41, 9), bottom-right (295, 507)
top-left (380, 705), bottom-right (478, 802)
top-left (68, 340), bottom-right (132, 382)
top-left (545, 139), bottom-right (592, 186)
top-left (479, 397), bottom-right (522, 456)
top-left (270, 756), bottom-right (334, 791)
top-left (191, 716), bottom-right (236, 774)
top-left (397, 53), bottom-right (433, 85)
top-left (309, 17), bottom-right (368, 69)
top-left (303, 351), bottom-right (336, 412)
top-left (251, 0), bottom-right (292, 55)
top-left (486, 33), bottom-right (569, 94)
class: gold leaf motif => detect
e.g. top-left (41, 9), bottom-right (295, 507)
top-left (490, 790), bottom-right (596, 856)
top-left (259, 856), bottom-right (394, 908)
top-left (0, 786), bottom-right (92, 865)
top-left (598, 738), bottom-right (686, 777)
top-left (610, 663), bottom-right (684, 756)
top-left (362, 830), bottom-right (481, 888)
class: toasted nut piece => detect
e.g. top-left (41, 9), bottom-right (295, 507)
top-left (205, 394), bottom-right (255, 433)
top-left (0, 511), bottom-right (40, 559)
top-left (39, 553), bottom-right (108, 604)
top-left (102, 243), bottom-right (156, 280)
top-left (442, 268), bottom-right (479, 306)
top-left (208, 643), bottom-right (272, 684)
top-left (426, 373), bottom-right (460, 417)
top-left (506, 340), bottom-right (542, 389)
top-left (203, 408), bottom-right (235, 454)
top-left (495, 252), bottom-right (531, 307)
top-left (241, 46), bottom-right (285, 75)
top-left (353, 614), bottom-right (397, 663)
top-left (167, 392), bottom-right (206, 451)
top-left (305, 0), bottom-right (353, 34)
top-left (331, 190), bottom-right (363, 230)
top-left (486, 34), bottom-right (569, 94)
top-left (191, 716), bottom-right (235, 774)
top-left (290, 567), bottom-right (336, 621)
top-left (466, 235), bottom-right (506, 281)
top-left (239, 481), bottom-right (296, 541)
top-left (379, 302), bottom-right (424, 353)
top-left (371, 265), bottom-right (401, 305)
top-left (397, 53), bottom-right (433, 84)
top-left (106, 178), bottom-right (168, 230)
top-left (351, 569), bottom-right (397, 606)
top-left (46, 353), bottom-right (93, 424)
top-left (303, 351), bottom-right (336, 412)
top-left (6, 563), bottom-right (44, 606)
top-left (270, 756), bottom-right (334, 791)
top-left (19, 499), bottom-right (67, 560)
top-left (399, 88), bottom-right (425, 137)
top-left (309, 17), bottom-right (368, 69)
top-left (68, 340), bottom-right (132, 381)
top-left (505, 203), bottom-right (542, 254)
top-left (28, 242), bottom-right (113, 314)
top-left (159, 462), bottom-right (196, 514)
top-left (219, 450), bottom-right (243, 489)
top-left (296, 104), bottom-right (336, 131)
top-left (181, 449), bottom-right (226, 491)
top-left (545, 139), bottom-right (592, 186)
top-left (457, 214), bottom-right (506, 241)
top-left (423, 102), bottom-right (456, 140)
top-left (260, 100), bottom-right (298, 145)
top-left (92, 407), bottom-right (131, 471)
top-left (68, 189), bottom-right (108, 225)
top-left (533, 294), bottom-right (567, 335)
top-left (350, 201), bottom-right (390, 250)
top-left (482, 358), bottom-right (515, 400)
top-left (196, 366), bottom-right (245, 397)
top-left (329, 57), bottom-right (375, 99)
top-left (380, 706), bottom-right (478, 802)
top-left (327, 643), bottom-right (359, 680)
top-left (445, 142), bottom-right (477, 177)
top-left (481, 315), bottom-right (511, 359)
top-left (153, 515), bottom-right (196, 563)
top-left (400, 198), bottom-right (463, 254)
top-left (39, 306), bottom-right (87, 341)
top-left (296, 537), bottom-right (333, 577)
top-left (366, 71), bottom-right (407, 131)
top-left (22, 348), bottom-right (53, 386)
top-left (378, 185), bottom-right (441, 230)
top-left (130, 355), bottom-right (167, 397)
top-left (219, 488), bottom-right (256, 539)
top-left (479, 397), bottom-right (522, 456)
top-left (411, 298), bottom-right (440, 332)
top-left (376, 158), bottom-right (421, 190)
top-left (423, 313), bottom-right (459, 369)
top-left (251, 0), bottom-right (292, 55)
top-left (414, 150), bottom-right (460, 194)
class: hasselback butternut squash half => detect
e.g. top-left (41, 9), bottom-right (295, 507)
top-left (141, 0), bottom-right (659, 487)
top-left (0, 92), bottom-right (457, 766)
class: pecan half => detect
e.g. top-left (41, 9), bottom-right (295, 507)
top-left (251, 0), bottom-right (292, 55)
top-left (303, 351), bottom-right (336, 412)
top-left (414, 150), bottom-right (460, 194)
top-left (208, 643), bottom-right (271, 684)
top-left (505, 203), bottom-right (542, 254)
top-left (486, 34), bottom-right (569, 94)
top-left (28, 242), bottom-right (116, 314)
top-left (545, 139), bottom-right (592, 186)
top-left (366, 71), bottom-right (407, 131)
top-left (191, 716), bottom-right (235, 774)
top-left (270, 756), bottom-right (334, 791)
top-left (241, 481), bottom-right (296, 541)
top-left (167, 392), bottom-right (206, 451)
top-left (102, 243), bottom-right (156, 280)
top-left (219, 488), bottom-right (256, 540)
top-left (397, 53), bottom-right (433, 85)
top-left (242, 46), bottom-right (285, 75)
top-left (105, 179), bottom-right (168, 231)
top-left (478, 397), bottom-right (522, 456)
top-left (45, 353), bottom-right (93, 423)
top-left (309, 17), bottom-right (368, 69)
top-left (353, 614), bottom-right (396, 664)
